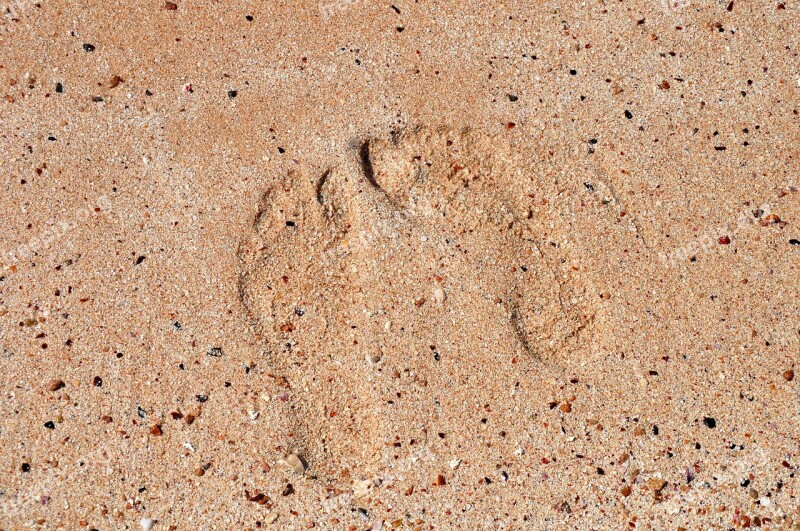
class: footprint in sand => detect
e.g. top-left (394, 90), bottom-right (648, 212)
top-left (237, 127), bottom-right (598, 486)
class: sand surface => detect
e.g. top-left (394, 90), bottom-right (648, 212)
top-left (1, 1), bottom-right (799, 529)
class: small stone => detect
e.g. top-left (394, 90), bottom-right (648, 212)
top-left (433, 287), bottom-right (446, 305)
top-left (150, 424), bottom-right (163, 436)
top-left (647, 478), bottom-right (667, 492)
top-left (163, 1), bottom-right (177, 9)
top-left (783, 369), bottom-right (794, 381)
top-left (265, 512), bottom-right (279, 524)
top-left (109, 75), bottom-right (122, 88)
top-left (449, 459), bottom-right (461, 470)
top-left (435, 474), bottom-right (446, 486)
top-left (140, 518), bottom-right (154, 531)
top-left (559, 403), bottom-right (571, 413)
top-left (278, 453), bottom-right (305, 474)
top-left (46, 379), bottom-right (65, 392)
top-left (718, 235), bottom-right (731, 245)
top-left (245, 490), bottom-right (272, 506)
top-left (702, 417), bottom-right (716, 429)
top-left (194, 467), bottom-right (205, 477)
top-left (620, 485), bottom-right (632, 496)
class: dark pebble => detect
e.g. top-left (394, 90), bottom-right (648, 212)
top-left (703, 417), bottom-right (717, 428)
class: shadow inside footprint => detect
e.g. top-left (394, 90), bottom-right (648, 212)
top-left (237, 126), bottom-right (598, 486)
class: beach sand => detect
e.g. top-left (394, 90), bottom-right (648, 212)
top-left (1, 1), bottom-right (799, 529)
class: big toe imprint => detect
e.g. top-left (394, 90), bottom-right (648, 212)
top-left (237, 127), bottom-right (598, 483)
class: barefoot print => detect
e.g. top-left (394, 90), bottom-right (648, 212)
top-left (237, 127), bottom-right (598, 484)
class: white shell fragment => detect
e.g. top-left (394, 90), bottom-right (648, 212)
top-left (278, 453), bottom-right (306, 474)
top-left (433, 287), bottom-right (446, 305)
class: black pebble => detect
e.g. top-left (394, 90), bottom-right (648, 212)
top-left (135, 255), bottom-right (146, 265)
top-left (44, 421), bottom-right (55, 429)
top-left (703, 417), bottom-right (717, 428)
top-left (508, 94), bottom-right (518, 102)
top-left (624, 110), bottom-right (633, 119)
top-left (83, 43), bottom-right (95, 52)
top-left (569, 69), bottom-right (577, 75)
top-left (790, 239), bottom-right (800, 246)
top-left (21, 463), bottom-right (31, 472)
top-left (245, 14), bottom-right (253, 21)
top-left (55, 82), bottom-right (63, 93)
top-left (227, 90), bottom-right (238, 98)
